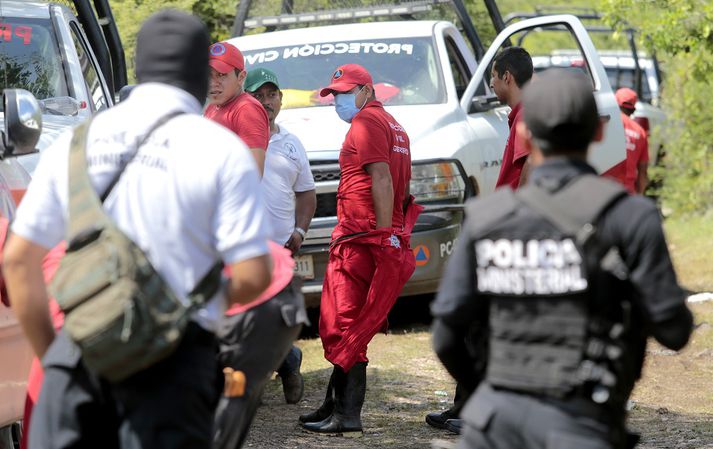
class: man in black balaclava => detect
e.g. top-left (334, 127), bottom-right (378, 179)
top-left (10, 9), bottom-right (273, 449)
top-left (134, 8), bottom-right (209, 102)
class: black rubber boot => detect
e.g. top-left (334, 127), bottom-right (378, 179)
top-left (445, 418), bottom-right (463, 435)
top-left (425, 409), bottom-right (459, 429)
top-left (298, 366), bottom-right (336, 423)
top-left (277, 346), bottom-right (304, 404)
top-left (301, 362), bottom-right (366, 437)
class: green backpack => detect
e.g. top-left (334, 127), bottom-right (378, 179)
top-left (50, 114), bottom-right (222, 382)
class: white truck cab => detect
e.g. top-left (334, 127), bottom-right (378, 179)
top-left (231, 12), bottom-right (626, 306)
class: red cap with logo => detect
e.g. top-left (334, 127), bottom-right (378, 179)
top-left (319, 64), bottom-right (373, 97)
top-left (615, 87), bottom-right (638, 110)
top-left (209, 41), bottom-right (245, 73)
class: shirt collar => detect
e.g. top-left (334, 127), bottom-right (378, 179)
top-left (269, 124), bottom-right (289, 143)
top-left (127, 83), bottom-right (203, 115)
top-left (508, 102), bottom-right (522, 127)
top-left (529, 157), bottom-right (597, 192)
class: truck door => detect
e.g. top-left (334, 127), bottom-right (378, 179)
top-left (461, 14), bottom-right (626, 193)
top-left (69, 21), bottom-right (113, 111)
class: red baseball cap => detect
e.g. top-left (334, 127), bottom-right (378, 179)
top-left (615, 87), bottom-right (638, 110)
top-left (209, 41), bottom-right (245, 73)
top-left (319, 64), bottom-right (373, 97)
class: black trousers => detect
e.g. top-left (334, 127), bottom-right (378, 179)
top-left (212, 279), bottom-right (307, 449)
top-left (29, 323), bottom-right (221, 449)
top-left (457, 384), bottom-right (627, 449)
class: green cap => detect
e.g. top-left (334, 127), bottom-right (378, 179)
top-left (244, 68), bottom-right (280, 92)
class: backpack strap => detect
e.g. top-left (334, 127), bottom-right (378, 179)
top-left (67, 112), bottom-right (222, 306)
top-left (67, 118), bottom-right (110, 238)
top-left (188, 260), bottom-right (224, 306)
top-left (67, 111), bottom-right (185, 240)
top-left (100, 111), bottom-right (186, 202)
top-left (516, 175), bottom-right (627, 241)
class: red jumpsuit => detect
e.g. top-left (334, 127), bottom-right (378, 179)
top-left (621, 112), bottom-right (649, 194)
top-left (319, 100), bottom-right (422, 372)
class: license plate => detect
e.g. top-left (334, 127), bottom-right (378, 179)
top-left (294, 255), bottom-right (315, 280)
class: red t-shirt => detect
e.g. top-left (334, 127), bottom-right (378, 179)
top-left (622, 112), bottom-right (649, 194)
top-left (204, 92), bottom-right (270, 150)
top-left (495, 102), bottom-right (528, 190)
top-left (337, 101), bottom-right (411, 230)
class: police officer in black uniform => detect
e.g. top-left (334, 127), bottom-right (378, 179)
top-left (431, 69), bottom-right (694, 449)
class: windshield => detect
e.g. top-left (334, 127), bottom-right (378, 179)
top-left (0, 17), bottom-right (68, 107)
top-left (242, 37), bottom-right (445, 109)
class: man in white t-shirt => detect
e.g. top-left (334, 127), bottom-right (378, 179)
top-left (245, 68), bottom-right (316, 253)
top-left (244, 68), bottom-right (316, 404)
top-left (2, 11), bottom-right (271, 449)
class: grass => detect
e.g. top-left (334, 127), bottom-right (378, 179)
top-left (665, 213), bottom-right (713, 293)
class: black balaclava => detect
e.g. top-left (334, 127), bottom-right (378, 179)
top-left (135, 9), bottom-right (210, 103)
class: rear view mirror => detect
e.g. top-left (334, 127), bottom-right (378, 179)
top-left (470, 94), bottom-right (501, 113)
top-left (3, 89), bottom-right (42, 158)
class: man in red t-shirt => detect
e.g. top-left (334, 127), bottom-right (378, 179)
top-left (492, 47), bottom-right (533, 190)
top-left (299, 64), bottom-right (422, 437)
top-left (205, 41), bottom-right (269, 174)
top-left (616, 87), bottom-right (649, 194)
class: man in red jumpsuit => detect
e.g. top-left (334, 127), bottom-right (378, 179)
top-left (615, 87), bottom-right (649, 194)
top-left (299, 64), bottom-right (422, 437)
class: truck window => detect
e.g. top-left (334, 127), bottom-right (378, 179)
top-left (605, 67), bottom-right (652, 103)
top-left (513, 27), bottom-right (595, 89)
top-left (0, 17), bottom-right (68, 107)
top-left (241, 37), bottom-right (445, 108)
top-left (444, 36), bottom-right (470, 99)
top-left (69, 22), bottom-right (108, 111)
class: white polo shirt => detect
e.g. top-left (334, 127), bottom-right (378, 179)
top-left (262, 125), bottom-right (315, 245)
top-left (12, 83), bottom-right (270, 332)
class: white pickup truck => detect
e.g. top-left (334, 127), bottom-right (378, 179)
top-left (0, 1), bottom-right (122, 444)
top-left (231, 11), bottom-right (626, 306)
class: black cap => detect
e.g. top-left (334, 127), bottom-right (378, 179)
top-left (522, 69), bottom-right (599, 153)
top-left (135, 10), bottom-right (210, 103)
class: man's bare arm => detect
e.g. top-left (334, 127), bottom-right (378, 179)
top-left (250, 148), bottom-right (265, 177)
top-left (3, 235), bottom-right (54, 358)
top-left (226, 254), bottom-right (272, 306)
top-left (365, 162), bottom-right (394, 229)
top-left (285, 189), bottom-right (316, 254)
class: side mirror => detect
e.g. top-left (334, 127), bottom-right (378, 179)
top-left (3, 89), bottom-right (42, 158)
top-left (469, 94), bottom-right (501, 113)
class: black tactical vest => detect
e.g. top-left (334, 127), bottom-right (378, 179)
top-left (467, 175), bottom-right (631, 403)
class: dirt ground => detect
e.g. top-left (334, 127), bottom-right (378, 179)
top-left (243, 301), bottom-right (713, 449)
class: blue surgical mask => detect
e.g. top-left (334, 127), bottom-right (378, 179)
top-left (335, 87), bottom-right (365, 123)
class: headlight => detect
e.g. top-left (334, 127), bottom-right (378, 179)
top-left (410, 160), bottom-right (468, 203)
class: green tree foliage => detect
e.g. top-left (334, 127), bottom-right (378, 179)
top-left (192, 0), bottom-right (236, 42)
top-left (601, 0), bottom-right (713, 214)
top-left (111, 0), bottom-right (196, 81)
